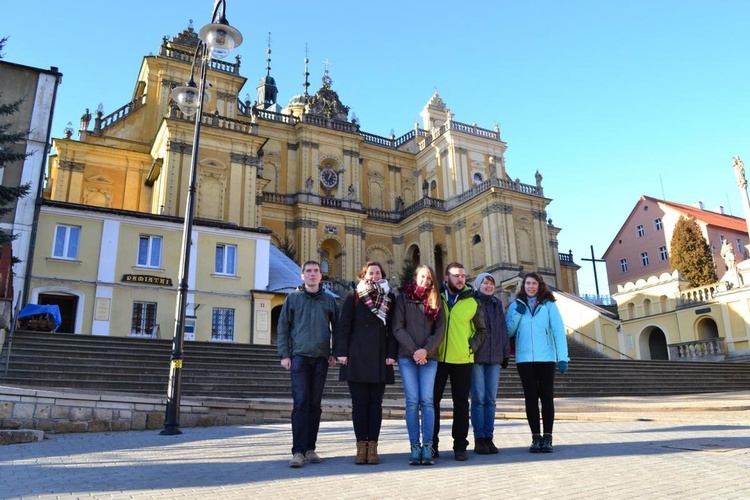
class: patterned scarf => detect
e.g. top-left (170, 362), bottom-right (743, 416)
top-left (356, 279), bottom-right (391, 324)
top-left (404, 280), bottom-right (439, 322)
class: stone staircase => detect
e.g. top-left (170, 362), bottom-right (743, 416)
top-left (2, 331), bottom-right (750, 399)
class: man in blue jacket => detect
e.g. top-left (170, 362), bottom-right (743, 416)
top-left (278, 261), bottom-right (339, 468)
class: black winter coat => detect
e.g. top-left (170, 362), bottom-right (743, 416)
top-left (473, 292), bottom-right (510, 364)
top-left (333, 290), bottom-right (398, 384)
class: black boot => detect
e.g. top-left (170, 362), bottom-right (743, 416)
top-left (486, 438), bottom-right (499, 454)
top-left (474, 437), bottom-right (490, 455)
top-left (541, 433), bottom-right (554, 453)
top-left (529, 434), bottom-right (542, 453)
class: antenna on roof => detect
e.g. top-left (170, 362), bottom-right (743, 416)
top-left (726, 192), bottom-right (734, 216)
top-left (659, 174), bottom-right (666, 200)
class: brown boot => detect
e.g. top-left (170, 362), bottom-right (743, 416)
top-left (366, 440), bottom-right (380, 464)
top-left (355, 441), bottom-right (368, 464)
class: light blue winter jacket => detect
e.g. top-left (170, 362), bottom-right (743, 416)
top-left (506, 298), bottom-right (569, 364)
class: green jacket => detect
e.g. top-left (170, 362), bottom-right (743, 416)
top-left (437, 284), bottom-right (486, 364)
top-left (277, 287), bottom-right (339, 360)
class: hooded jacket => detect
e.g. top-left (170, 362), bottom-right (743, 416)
top-left (506, 296), bottom-right (569, 364)
top-left (473, 272), bottom-right (511, 365)
top-left (438, 283), bottom-right (486, 364)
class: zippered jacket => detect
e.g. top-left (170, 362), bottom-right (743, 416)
top-left (506, 297), bottom-right (569, 364)
top-left (277, 286), bottom-right (339, 360)
top-left (437, 284), bottom-right (486, 364)
top-left (392, 292), bottom-right (446, 359)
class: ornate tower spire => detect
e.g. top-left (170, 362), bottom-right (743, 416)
top-left (256, 32), bottom-right (279, 111)
top-left (303, 43), bottom-right (310, 97)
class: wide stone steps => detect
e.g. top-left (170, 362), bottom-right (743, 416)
top-left (2, 331), bottom-right (750, 399)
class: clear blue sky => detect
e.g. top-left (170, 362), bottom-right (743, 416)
top-left (5, 1), bottom-right (750, 294)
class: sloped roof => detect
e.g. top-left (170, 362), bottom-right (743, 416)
top-left (604, 195), bottom-right (749, 257)
top-left (266, 245), bottom-right (301, 293)
top-left (651, 196), bottom-right (748, 232)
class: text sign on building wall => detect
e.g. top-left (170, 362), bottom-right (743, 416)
top-left (121, 274), bottom-right (174, 286)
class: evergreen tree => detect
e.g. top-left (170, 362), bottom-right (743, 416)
top-left (670, 215), bottom-right (718, 286)
top-left (0, 36), bottom-right (33, 250)
top-left (397, 259), bottom-right (417, 290)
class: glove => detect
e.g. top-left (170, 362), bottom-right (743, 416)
top-left (515, 301), bottom-right (527, 315)
top-left (558, 361), bottom-right (568, 374)
top-left (501, 357), bottom-right (509, 369)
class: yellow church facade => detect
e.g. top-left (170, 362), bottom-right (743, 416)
top-left (36, 24), bottom-right (575, 342)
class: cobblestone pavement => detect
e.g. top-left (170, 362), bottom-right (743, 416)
top-left (2, 395), bottom-right (750, 500)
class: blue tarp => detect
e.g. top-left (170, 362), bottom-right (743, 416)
top-left (18, 304), bottom-right (63, 328)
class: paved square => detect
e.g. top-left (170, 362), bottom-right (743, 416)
top-left (2, 416), bottom-right (749, 499)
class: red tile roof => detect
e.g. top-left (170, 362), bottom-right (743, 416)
top-left (647, 195), bottom-right (748, 232)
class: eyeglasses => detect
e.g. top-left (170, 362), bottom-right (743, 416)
top-left (448, 273), bottom-right (466, 279)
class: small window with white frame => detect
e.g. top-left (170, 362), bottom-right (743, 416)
top-left (737, 238), bottom-right (744, 254)
top-left (137, 235), bottom-right (162, 268)
top-left (52, 224), bottom-right (81, 260)
top-left (215, 243), bottom-right (237, 275)
top-left (659, 246), bottom-right (668, 261)
top-left (654, 218), bottom-right (663, 231)
top-left (641, 252), bottom-right (649, 266)
top-left (211, 307), bottom-right (235, 342)
top-left (636, 224), bottom-right (645, 237)
top-left (620, 258), bottom-right (628, 273)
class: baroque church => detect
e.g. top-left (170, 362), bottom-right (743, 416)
top-left (35, 24), bottom-right (579, 343)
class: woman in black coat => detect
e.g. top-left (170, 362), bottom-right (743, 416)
top-left (334, 261), bottom-right (398, 465)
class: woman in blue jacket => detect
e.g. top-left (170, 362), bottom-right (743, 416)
top-left (506, 272), bottom-right (569, 453)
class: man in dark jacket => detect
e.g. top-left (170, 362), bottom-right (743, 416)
top-left (278, 261), bottom-right (339, 468)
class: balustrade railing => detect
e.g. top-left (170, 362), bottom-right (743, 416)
top-left (678, 284), bottom-right (718, 306)
top-left (97, 95), bottom-right (147, 132)
top-left (668, 338), bottom-right (725, 361)
top-left (159, 44), bottom-right (240, 74)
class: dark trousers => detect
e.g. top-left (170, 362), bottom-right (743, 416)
top-left (348, 381), bottom-right (386, 441)
top-left (290, 355), bottom-right (329, 454)
top-left (432, 362), bottom-right (473, 452)
top-left (516, 361), bottom-right (556, 435)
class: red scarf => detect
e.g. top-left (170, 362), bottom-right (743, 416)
top-left (404, 280), bottom-right (439, 322)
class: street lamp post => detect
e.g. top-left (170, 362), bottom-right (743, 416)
top-left (161, 0), bottom-right (242, 436)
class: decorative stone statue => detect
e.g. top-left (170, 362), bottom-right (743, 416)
top-left (422, 180), bottom-right (429, 198)
top-left (721, 240), bottom-right (736, 270)
top-left (733, 156), bottom-right (746, 189)
top-left (305, 176), bottom-right (313, 193)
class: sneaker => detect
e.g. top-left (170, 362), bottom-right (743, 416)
top-left (289, 453), bottom-right (306, 468)
top-left (421, 443), bottom-right (435, 466)
top-left (486, 439), bottom-right (499, 454)
top-left (474, 437), bottom-right (490, 455)
top-left (529, 434), bottom-right (542, 454)
top-left (454, 450), bottom-right (468, 461)
top-left (305, 450), bottom-right (321, 463)
top-left (408, 444), bottom-right (422, 465)
top-left (541, 433), bottom-right (554, 453)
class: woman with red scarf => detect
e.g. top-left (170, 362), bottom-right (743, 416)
top-left (334, 261), bottom-right (398, 465)
top-left (392, 265), bottom-right (445, 465)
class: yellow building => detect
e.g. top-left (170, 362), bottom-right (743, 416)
top-left (37, 24), bottom-right (576, 342)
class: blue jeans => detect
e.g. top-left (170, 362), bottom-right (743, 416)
top-left (399, 358), bottom-right (437, 446)
top-left (290, 355), bottom-right (329, 455)
top-left (470, 363), bottom-right (501, 439)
